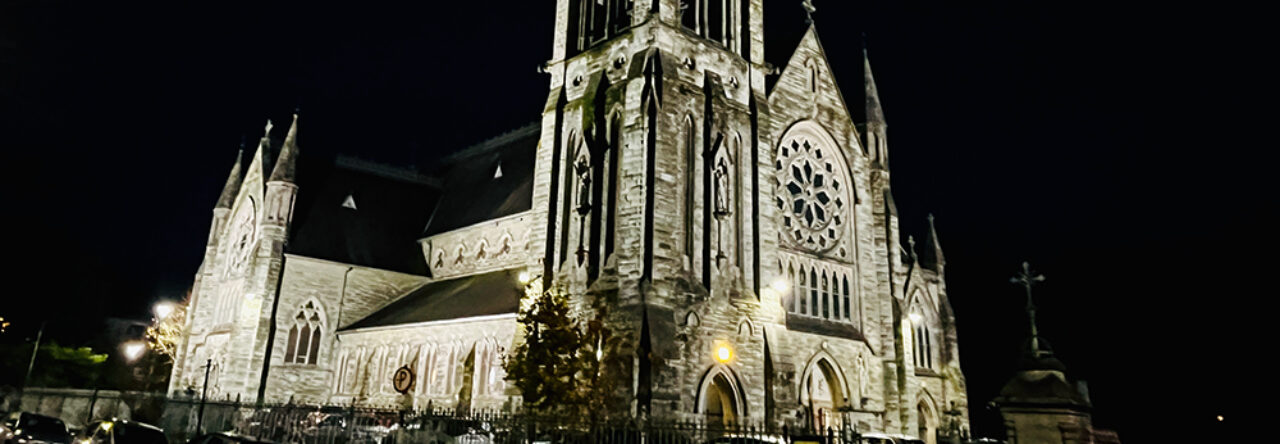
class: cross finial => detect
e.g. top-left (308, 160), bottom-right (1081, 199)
top-left (1010, 261), bottom-right (1047, 356)
top-left (801, 0), bottom-right (817, 24)
top-left (264, 119), bottom-right (274, 137)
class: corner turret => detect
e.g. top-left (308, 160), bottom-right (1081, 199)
top-left (919, 213), bottom-right (945, 273)
top-left (861, 49), bottom-right (889, 169)
top-left (265, 113), bottom-right (300, 228)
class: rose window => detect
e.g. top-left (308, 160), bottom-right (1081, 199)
top-left (775, 137), bottom-right (847, 253)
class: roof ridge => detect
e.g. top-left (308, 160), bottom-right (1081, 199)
top-left (441, 122), bottom-right (540, 165)
top-left (334, 155), bottom-right (439, 187)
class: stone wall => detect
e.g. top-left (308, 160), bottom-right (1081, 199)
top-left (260, 256), bottom-right (429, 403)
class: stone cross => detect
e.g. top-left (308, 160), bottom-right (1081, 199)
top-left (1009, 261), bottom-right (1046, 356)
top-left (801, 0), bottom-right (817, 24)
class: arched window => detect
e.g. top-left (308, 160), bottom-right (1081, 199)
top-left (283, 300), bottom-right (325, 365)
top-left (842, 276), bottom-right (852, 321)
top-left (683, 116), bottom-right (698, 270)
top-left (912, 312), bottom-right (934, 370)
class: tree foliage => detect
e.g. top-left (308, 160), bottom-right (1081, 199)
top-left (146, 297), bottom-right (188, 361)
top-left (503, 283), bottom-right (616, 418)
top-left (0, 341), bottom-right (106, 388)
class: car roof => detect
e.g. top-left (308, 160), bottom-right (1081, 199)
top-left (211, 431), bottom-right (281, 443)
top-left (106, 418), bottom-right (164, 432)
top-left (18, 412), bottom-right (64, 421)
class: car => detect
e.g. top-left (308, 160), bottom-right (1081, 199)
top-left (857, 433), bottom-right (926, 444)
top-left (76, 419), bottom-right (166, 444)
top-left (2, 412), bottom-right (72, 444)
top-left (707, 434), bottom-right (788, 444)
top-left (183, 432), bottom-right (279, 444)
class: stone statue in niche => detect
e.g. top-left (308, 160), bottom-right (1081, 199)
top-left (713, 158), bottom-right (731, 219)
top-left (574, 156), bottom-right (592, 216)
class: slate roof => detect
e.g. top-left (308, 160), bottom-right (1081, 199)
top-left (286, 154), bottom-right (438, 275)
top-left (340, 268), bottom-right (524, 331)
top-left (423, 123), bottom-right (539, 236)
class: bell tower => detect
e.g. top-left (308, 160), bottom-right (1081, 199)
top-left (530, 0), bottom-right (772, 421)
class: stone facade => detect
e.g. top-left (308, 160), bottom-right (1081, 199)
top-left (172, 1), bottom-right (970, 441)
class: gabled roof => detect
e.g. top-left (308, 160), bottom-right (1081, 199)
top-left (422, 123), bottom-right (539, 236)
top-left (340, 268), bottom-right (523, 331)
top-left (286, 154), bottom-right (438, 275)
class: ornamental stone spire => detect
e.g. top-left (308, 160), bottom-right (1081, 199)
top-left (270, 112), bottom-right (299, 183)
top-left (215, 148), bottom-right (244, 209)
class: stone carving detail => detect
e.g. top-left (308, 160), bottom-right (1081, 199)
top-left (427, 213), bottom-right (532, 279)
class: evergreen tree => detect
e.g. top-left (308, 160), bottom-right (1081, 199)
top-left (503, 284), bottom-right (615, 418)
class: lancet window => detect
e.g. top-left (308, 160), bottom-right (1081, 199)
top-left (568, 0), bottom-right (634, 55)
top-left (284, 300), bottom-right (324, 365)
top-left (679, 0), bottom-right (747, 56)
top-left (780, 254), bottom-right (860, 327)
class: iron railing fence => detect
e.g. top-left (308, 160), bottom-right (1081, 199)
top-left (12, 389), bottom-right (890, 443)
top-left (182, 402), bottom-right (865, 444)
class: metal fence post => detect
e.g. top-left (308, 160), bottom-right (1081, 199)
top-left (196, 359), bottom-right (211, 435)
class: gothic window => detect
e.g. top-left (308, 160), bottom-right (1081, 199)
top-left (283, 300), bottom-right (325, 365)
top-left (842, 276), bottom-right (851, 321)
top-left (680, 0), bottom-right (698, 30)
top-left (781, 255), bottom-right (860, 327)
top-left (912, 312), bottom-right (935, 370)
top-left (707, 0), bottom-right (723, 42)
top-left (809, 268), bottom-right (819, 317)
top-left (558, 134), bottom-right (578, 266)
top-left (820, 271), bottom-right (830, 319)
top-left (805, 59), bottom-right (820, 93)
top-left (569, 0), bottom-right (633, 55)
top-left (603, 114), bottom-right (622, 264)
top-left (798, 266), bottom-right (808, 314)
top-left (683, 116), bottom-right (698, 269)
top-left (787, 264), bottom-right (797, 312)
top-left (680, 0), bottom-right (741, 51)
top-left (775, 125), bottom-right (849, 254)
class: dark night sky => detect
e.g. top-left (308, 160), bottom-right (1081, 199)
top-left (1, 0), bottom-right (1267, 441)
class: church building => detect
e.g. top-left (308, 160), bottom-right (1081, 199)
top-left (169, 0), bottom-right (969, 440)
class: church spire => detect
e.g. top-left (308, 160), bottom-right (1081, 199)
top-left (214, 148), bottom-right (245, 209)
top-left (270, 112), bottom-right (299, 183)
top-left (861, 46), bottom-right (890, 169)
top-left (920, 213), bottom-right (946, 271)
top-left (863, 48), bottom-right (886, 127)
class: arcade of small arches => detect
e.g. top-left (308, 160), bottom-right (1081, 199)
top-left (330, 336), bottom-right (507, 401)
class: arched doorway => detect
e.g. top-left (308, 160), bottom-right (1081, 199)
top-left (799, 356), bottom-right (848, 432)
top-left (697, 365), bottom-right (744, 428)
top-left (917, 399), bottom-right (938, 444)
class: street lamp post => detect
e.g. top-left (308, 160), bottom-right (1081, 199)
top-left (23, 321), bottom-right (47, 389)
